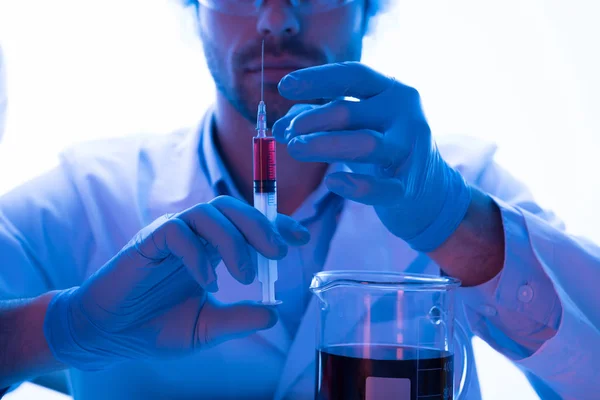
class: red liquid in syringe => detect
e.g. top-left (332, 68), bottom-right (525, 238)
top-left (253, 136), bottom-right (276, 194)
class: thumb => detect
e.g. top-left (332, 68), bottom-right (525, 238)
top-left (198, 298), bottom-right (278, 347)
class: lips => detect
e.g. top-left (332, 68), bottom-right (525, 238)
top-left (244, 58), bottom-right (313, 73)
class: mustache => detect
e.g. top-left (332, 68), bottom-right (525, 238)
top-left (234, 38), bottom-right (328, 69)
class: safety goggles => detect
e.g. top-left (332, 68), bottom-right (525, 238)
top-left (195, 0), bottom-right (358, 16)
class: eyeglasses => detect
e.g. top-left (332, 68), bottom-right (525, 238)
top-left (195, 0), bottom-right (357, 16)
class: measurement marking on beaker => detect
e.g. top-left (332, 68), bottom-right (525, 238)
top-left (416, 394), bottom-right (443, 398)
top-left (417, 367), bottom-right (443, 372)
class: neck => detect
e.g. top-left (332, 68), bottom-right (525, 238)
top-left (212, 93), bottom-right (328, 216)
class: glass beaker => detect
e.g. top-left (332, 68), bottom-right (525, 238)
top-left (310, 271), bottom-right (473, 400)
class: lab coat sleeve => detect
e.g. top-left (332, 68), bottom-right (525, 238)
top-left (0, 165), bottom-right (94, 299)
top-left (459, 161), bottom-right (600, 398)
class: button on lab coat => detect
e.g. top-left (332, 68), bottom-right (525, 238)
top-left (0, 108), bottom-right (599, 399)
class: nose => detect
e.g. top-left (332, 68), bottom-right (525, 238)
top-left (256, 1), bottom-right (301, 37)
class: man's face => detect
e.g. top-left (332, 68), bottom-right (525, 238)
top-left (198, 1), bottom-right (367, 128)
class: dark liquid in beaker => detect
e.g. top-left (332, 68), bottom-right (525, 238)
top-left (316, 344), bottom-right (453, 400)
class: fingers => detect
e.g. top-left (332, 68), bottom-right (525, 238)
top-left (197, 298), bottom-right (278, 348)
top-left (325, 172), bottom-right (406, 206)
top-left (278, 62), bottom-right (393, 101)
top-left (176, 203), bottom-right (255, 286)
top-left (209, 196), bottom-right (288, 260)
top-left (275, 72), bottom-right (425, 139)
top-left (287, 129), bottom-right (397, 167)
top-left (179, 196), bottom-right (308, 286)
top-left (277, 97), bottom-right (399, 141)
top-left (274, 101), bottom-right (369, 143)
top-left (154, 196), bottom-right (309, 289)
top-left (153, 218), bottom-right (218, 292)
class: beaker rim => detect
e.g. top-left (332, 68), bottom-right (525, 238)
top-left (309, 271), bottom-right (461, 293)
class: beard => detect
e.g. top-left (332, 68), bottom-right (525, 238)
top-left (200, 33), bottom-right (351, 129)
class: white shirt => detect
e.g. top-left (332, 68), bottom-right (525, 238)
top-left (0, 107), bottom-right (598, 399)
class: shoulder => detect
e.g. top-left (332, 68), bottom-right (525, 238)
top-left (58, 125), bottom-right (197, 187)
top-left (56, 124), bottom-right (201, 218)
top-left (436, 134), bottom-right (526, 196)
top-left (437, 135), bottom-right (564, 226)
top-left (60, 127), bottom-right (191, 171)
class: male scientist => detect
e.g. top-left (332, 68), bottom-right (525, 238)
top-left (1, 0), bottom-right (600, 399)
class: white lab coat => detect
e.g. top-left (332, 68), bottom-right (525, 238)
top-left (0, 109), bottom-right (599, 399)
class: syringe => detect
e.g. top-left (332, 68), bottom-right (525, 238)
top-left (253, 40), bottom-right (281, 305)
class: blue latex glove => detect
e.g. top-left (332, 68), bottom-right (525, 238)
top-left (43, 196), bottom-right (310, 371)
top-left (273, 62), bottom-right (472, 252)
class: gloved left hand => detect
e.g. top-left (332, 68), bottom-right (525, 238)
top-left (43, 197), bottom-right (310, 371)
top-left (273, 62), bottom-right (472, 252)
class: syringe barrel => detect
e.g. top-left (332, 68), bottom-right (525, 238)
top-left (253, 135), bottom-right (279, 304)
top-left (253, 136), bottom-right (276, 193)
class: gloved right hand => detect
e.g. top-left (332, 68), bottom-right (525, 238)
top-left (43, 196), bottom-right (310, 371)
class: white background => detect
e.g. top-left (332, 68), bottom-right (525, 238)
top-left (1, 0), bottom-right (599, 399)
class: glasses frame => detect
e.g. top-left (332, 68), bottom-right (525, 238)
top-left (194, 0), bottom-right (358, 16)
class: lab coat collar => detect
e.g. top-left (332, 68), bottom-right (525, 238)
top-left (146, 105), bottom-right (244, 217)
top-left (200, 106), bottom-right (246, 200)
top-left (146, 114), bottom-right (211, 221)
top-left (200, 105), bottom-right (224, 190)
